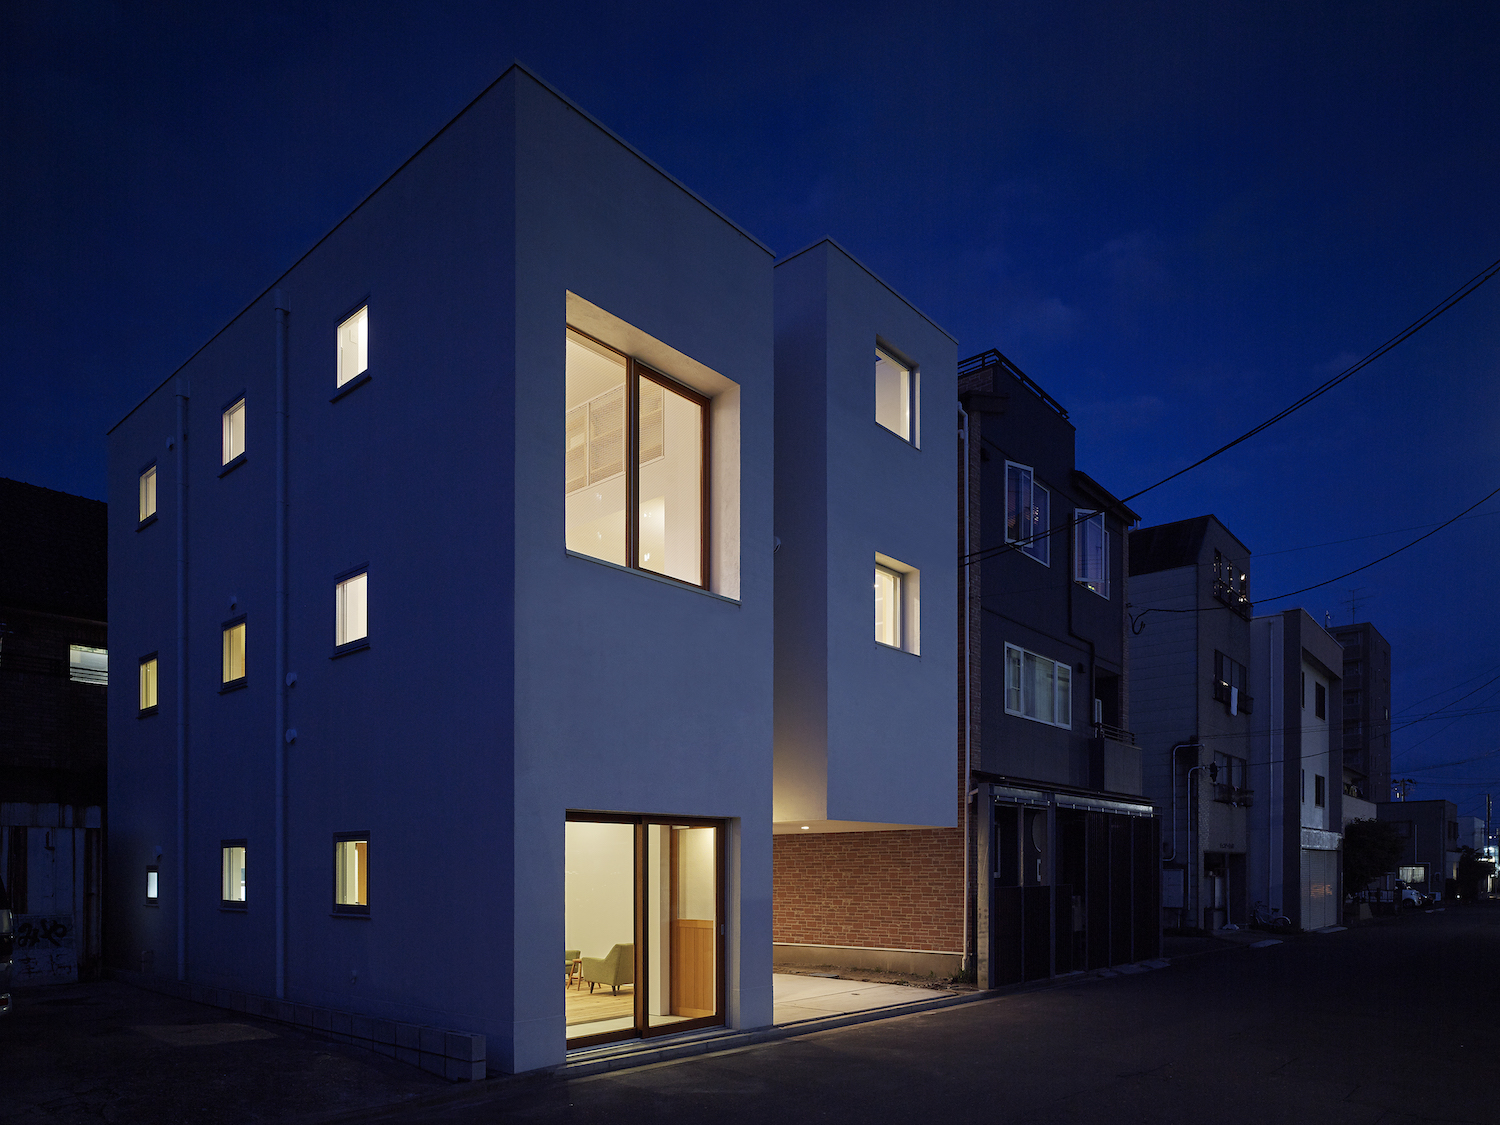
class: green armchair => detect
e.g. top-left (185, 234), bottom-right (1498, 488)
top-left (566, 949), bottom-right (581, 987)
top-left (580, 943), bottom-right (634, 994)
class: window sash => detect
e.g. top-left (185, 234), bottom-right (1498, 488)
top-left (222, 622), bottom-right (246, 683)
top-left (874, 347), bottom-right (914, 442)
top-left (221, 845), bottom-right (246, 903)
top-left (1005, 463), bottom-right (1050, 565)
top-left (139, 656), bottom-right (158, 711)
top-left (874, 565), bottom-right (901, 647)
top-left (1074, 510), bottom-right (1107, 597)
top-left (335, 572), bottom-right (368, 646)
top-left (139, 465), bottom-right (157, 521)
top-left (337, 306), bottom-right (368, 387)
top-left (1004, 643), bottom-right (1071, 728)
top-left (222, 399), bottom-right (246, 464)
top-left (335, 838), bottom-right (369, 908)
top-left (564, 327), bottom-right (709, 588)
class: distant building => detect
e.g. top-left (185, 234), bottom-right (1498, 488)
top-left (1327, 622), bottom-right (1391, 809)
top-left (1129, 515), bottom-right (1255, 932)
top-left (1376, 799), bottom-right (1459, 898)
top-left (0, 477), bottom-right (107, 984)
top-left (1248, 609), bottom-right (1344, 929)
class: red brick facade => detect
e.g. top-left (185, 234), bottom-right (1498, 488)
top-left (772, 827), bottom-right (965, 952)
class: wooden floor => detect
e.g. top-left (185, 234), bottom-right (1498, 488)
top-left (565, 982), bottom-right (634, 1028)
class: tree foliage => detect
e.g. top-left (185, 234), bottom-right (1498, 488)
top-left (1343, 819), bottom-right (1406, 892)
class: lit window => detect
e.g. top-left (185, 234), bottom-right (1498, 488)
top-left (1073, 510), bottom-right (1108, 597)
top-left (1005, 462), bottom-right (1050, 565)
top-left (1004, 643), bottom-right (1071, 728)
top-left (222, 619), bottom-right (246, 685)
top-left (139, 654), bottom-right (158, 714)
top-left (139, 464), bottom-right (158, 523)
top-left (222, 398), bottom-right (246, 465)
top-left (873, 554), bottom-right (920, 653)
top-left (564, 327), bottom-right (707, 587)
top-left (335, 571), bottom-right (368, 647)
top-left (69, 645), bottom-right (108, 685)
top-left (221, 843), bottom-right (247, 905)
top-left (146, 866), bottom-right (159, 905)
top-left (338, 306), bottom-right (368, 388)
top-left (334, 837), bottom-right (369, 913)
top-left (875, 346), bottom-right (916, 444)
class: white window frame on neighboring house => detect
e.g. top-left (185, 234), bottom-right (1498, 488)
top-left (1004, 642), bottom-right (1072, 728)
top-left (1005, 462), bottom-right (1050, 565)
top-left (1073, 509), bottom-right (1108, 598)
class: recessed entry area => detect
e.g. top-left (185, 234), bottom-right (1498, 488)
top-left (564, 814), bottom-right (723, 1048)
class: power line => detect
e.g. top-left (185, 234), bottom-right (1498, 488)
top-left (1117, 253), bottom-right (1500, 506)
top-left (963, 253), bottom-right (1500, 569)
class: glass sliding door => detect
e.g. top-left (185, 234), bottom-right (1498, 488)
top-left (566, 813), bottom-right (723, 1049)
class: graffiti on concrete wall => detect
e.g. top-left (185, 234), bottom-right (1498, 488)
top-left (14, 914), bottom-right (78, 985)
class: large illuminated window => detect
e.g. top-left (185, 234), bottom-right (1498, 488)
top-left (1006, 462), bottom-right (1049, 565)
top-left (334, 836), bottom-right (369, 914)
top-left (221, 842), bottom-right (247, 906)
top-left (564, 328), bottom-right (707, 587)
top-left (875, 346), bottom-right (917, 444)
top-left (139, 464), bottom-right (157, 523)
top-left (139, 654), bottom-right (158, 714)
top-left (338, 306), bottom-right (368, 388)
top-left (1004, 643), bottom-right (1071, 728)
top-left (222, 618), bottom-right (246, 687)
top-left (873, 554), bottom-right (920, 654)
top-left (335, 570), bottom-right (368, 648)
top-left (222, 397), bottom-right (246, 466)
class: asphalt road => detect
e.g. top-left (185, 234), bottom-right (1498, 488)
top-left (405, 905), bottom-right (1500, 1124)
top-left (6, 906), bottom-right (1495, 1123)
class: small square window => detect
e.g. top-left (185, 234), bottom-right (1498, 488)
top-left (222, 619), bottom-right (246, 686)
top-left (69, 644), bottom-right (108, 685)
top-left (222, 398), bottom-right (246, 465)
top-left (338, 306), bottom-right (368, 388)
top-left (335, 571), bottom-right (368, 648)
top-left (146, 866), bottom-right (159, 905)
top-left (334, 836), bottom-right (369, 914)
top-left (875, 346), bottom-right (917, 444)
top-left (221, 843), bottom-right (246, 905)
top-left (139, 464), bottom-right (158, 523)
top-left (139, 654), bottom-right (159, 714)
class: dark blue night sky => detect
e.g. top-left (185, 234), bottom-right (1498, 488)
top-left (5, 3), bottom-right (1498, 813)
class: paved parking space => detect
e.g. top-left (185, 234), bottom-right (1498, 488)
top-left (772, 972), bottom-right (955, 1024)
top-left (0, 980), bottom-right (450, 1124)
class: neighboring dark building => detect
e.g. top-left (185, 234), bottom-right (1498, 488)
top-left (1128, 515), bottom-right (1256, 932)
top-left (960, 349), bottom-right (1158, 988)
top-left (1328, 622), bottom-right (1391, 804)
top-left (0, 477), bottom-right (107, 983)
top-left (1249, 609), bottom-right (1344, 930)
top-left (1377, 799), bottom-right (1459, 899)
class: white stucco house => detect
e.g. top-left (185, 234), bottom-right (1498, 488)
top-left (106, 65), bottom-right (958, 1075)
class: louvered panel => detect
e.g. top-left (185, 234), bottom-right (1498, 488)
top-left (564, 405), bottom-right (587, 493)
top-left (588, 385), bottom-right (625, 484)
top-left (639, 380), bottom-right (665, 464)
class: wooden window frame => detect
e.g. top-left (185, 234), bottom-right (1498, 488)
top-left (566, 327), bottom-right (711, 590)
top-left (563, 810), bottom-right (727, 1051)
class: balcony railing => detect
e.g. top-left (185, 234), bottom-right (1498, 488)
top-left (1212, 578), bottom-right (1253, 620)
top-left (1093, 722), bottom-right (1136, 745)
top-left (1212, 783), bottom-right (1256, 807)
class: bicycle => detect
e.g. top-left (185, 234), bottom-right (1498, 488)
top-left (1252, 901), bottom-right (1291, 929)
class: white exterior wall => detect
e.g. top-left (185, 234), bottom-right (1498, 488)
top-left (772, 241), bottom-right (957, 832)
top-left (108, 67), bottom-right (776, 1075)
top-left (1247, 615), bottom-right (1286, 916)
top-left (1300, 658), bottom-right (1330, 832)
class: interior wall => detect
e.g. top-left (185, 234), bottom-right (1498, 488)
top-left (564, 822), bottom-right (633, 962)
